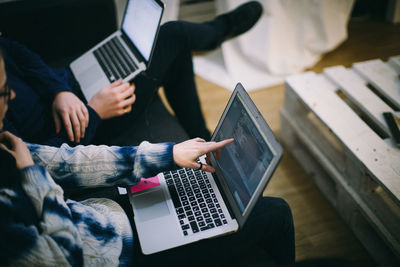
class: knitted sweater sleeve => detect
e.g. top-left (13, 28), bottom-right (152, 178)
top-left (27, 141), bottom-right (178, 191)
top-left (4, 165), bottom-right (84, 266)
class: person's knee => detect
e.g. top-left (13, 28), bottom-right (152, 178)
top-left (159, 21), bottom-right (186, 42)
top-left (260, 197), bottom-right (293, 225)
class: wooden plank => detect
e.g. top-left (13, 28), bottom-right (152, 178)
top-left (281, 108), bottom-right (400, 264)
top-left (283, 78), bottom-right (345, 174)
top-left (353, 59), bottom-right (400, 110)
top-left (324, 66), bottom-right (394, 137)
top-left (286, 73), bottom-right (400, 205)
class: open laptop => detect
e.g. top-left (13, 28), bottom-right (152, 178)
top-left (70, 0), bottom-right (164, 101)
top-left (129, 83), bottom-right (283, 254)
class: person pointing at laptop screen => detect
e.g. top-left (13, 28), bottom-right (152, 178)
top-left (0, 45), bottom-right (295, 265)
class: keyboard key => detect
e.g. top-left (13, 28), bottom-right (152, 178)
top-left (165, 168), bottom-right (227, 237)
top-left (196, 216), bottom-right (204, 222)
top-left (168, 185), bottom-right (181, 208)
top-left (190, 221), bottom-right (199, 233)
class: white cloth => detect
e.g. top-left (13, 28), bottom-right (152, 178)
top-left (195, 0), bottom-right (355, 91)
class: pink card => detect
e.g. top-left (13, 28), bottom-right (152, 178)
top-left (130, 176), bottom-right (160, 194)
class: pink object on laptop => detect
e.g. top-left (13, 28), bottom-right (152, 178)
top-left (130, 176), bottom-right (161, 194)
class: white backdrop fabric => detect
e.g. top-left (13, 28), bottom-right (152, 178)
top-left (194, 0), bottom-right (355, 91)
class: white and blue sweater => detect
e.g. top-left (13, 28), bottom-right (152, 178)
top-left (0, 141), bottom-right (177, 266)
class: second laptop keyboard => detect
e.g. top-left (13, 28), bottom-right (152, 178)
top-left (93, 37), bottom-right (138, 82)
top-left (164, 168), bottom-right (228, 237)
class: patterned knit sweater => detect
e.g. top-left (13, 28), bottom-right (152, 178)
top-left (0, 141), bottom-right (177, 266)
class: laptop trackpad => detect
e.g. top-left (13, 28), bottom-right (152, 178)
top-left (133, 189), bottom-right (171, 222)
top-left (79, 63), bottom-right (104, 89)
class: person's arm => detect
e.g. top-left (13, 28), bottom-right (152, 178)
top-left (0, 37), bottom-right (94, 143)
top-left (41, 105), bottom-right (101, 147)
top-left (27, 137), bottom-right (234, 190)
top-left (3, 165), bottom-right (84, 266)
top-left (0, 133), bottom-right (84, 266)
top-left (0, 37), bottom-right (71, 101)
top-left (27, 141), bottom-right (177, 190)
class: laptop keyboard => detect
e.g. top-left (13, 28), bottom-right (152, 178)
top-left (93, 37), bottom-right (138, 82)
top-left (164, 168), bottom-right (228, 236)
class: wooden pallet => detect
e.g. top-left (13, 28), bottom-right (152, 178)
top-left (280, 56), bottom-right (400, 266)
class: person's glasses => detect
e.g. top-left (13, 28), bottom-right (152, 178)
top-left (0, 82), bottom-right (11, 102)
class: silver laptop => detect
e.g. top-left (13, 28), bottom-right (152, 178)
top-left (70, 0), bottom-right (164, 101)
top-left (129, 83), bottom-right (283, 255)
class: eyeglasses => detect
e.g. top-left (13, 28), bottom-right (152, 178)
top-left (0, 82), bottom-right (11, 102)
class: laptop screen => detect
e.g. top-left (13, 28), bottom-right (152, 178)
top-left (121, 0), bottom-right (163, 62)
top-left (213, 95), bottom-right (275, 214)
top-left (210, 84), bottom-right (282, 227)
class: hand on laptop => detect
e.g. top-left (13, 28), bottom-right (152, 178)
top-left (88, 79), bottom-right (136, 119)
top-left (52, 91), bottom-right (89, 143)
top-left (173, 137), bottom-right (234, 172)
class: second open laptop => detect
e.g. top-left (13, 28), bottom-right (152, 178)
top-left (129, 83), bottom-right (283, 254)
top-left (70, 0), bottom-right (164, 101)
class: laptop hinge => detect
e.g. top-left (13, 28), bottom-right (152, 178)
top-left (212, 172), bottom-right (236, 221)
top-left (120, 32), bottom-right (146, 64)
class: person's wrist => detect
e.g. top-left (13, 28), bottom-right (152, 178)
top-left (17, 158), bottom-right (34, 170)
top-left (87, 102), bottom-right (103, 119)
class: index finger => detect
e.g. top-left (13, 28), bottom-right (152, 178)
top-left (115, 82), bottom-right (131, 93)
top-left (202, 138), bottom-right (234, 154)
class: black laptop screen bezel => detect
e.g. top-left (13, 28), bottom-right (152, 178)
top-left (120, 0), bottom-right (164, 67)
top-left (209, 83), bottom-right (283, 227)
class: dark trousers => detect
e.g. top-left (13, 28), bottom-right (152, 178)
top-left (132, 197), bottom-right (295, 267)
top-left (73, 21), bottom-right (296, 266)
top-left (95, 20), bottom-right (227, 144)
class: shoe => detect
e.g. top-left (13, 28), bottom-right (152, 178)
top-left (219, 1), bottom-right (263, 42)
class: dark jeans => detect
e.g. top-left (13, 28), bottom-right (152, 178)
top-left (132, 197), bottom-right (295, 267)
top-left (94, 20), bottom-right (227, 144)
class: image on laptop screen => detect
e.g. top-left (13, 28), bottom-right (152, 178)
top-left (213, 95), bottom-right (275, 214)
top-left (122, 0), bottom-right (163, 61)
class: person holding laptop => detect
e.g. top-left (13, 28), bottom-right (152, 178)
top-left (1, 1), bottom-right (263, 147)
top-left (0, 48), bottom-right (295, 266)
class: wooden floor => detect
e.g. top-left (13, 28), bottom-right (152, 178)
top-left (162, 17), bottom-right (400, 266)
